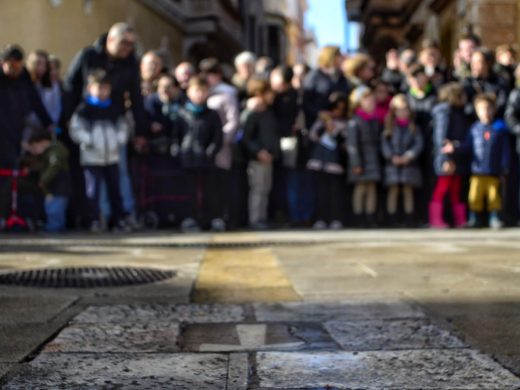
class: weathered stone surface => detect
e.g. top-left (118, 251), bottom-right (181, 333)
top-left (0, 364), bottom-right (12, 378)
top-left (73, 303), bottom-right (245, 324)
top-left (0, 295), bottom-right (77, 324)
top-left (43, 322), bottom-right (181, 353)
top-left (4, 353), bottom-right (228, 389)
top-left (257, 350), bottom-right (520, 389)
top-left (254, 299), bottom-right (424, 322)
top-left (325, 319), bottom-right (466, 351)
top-left (181, 323), bottom-right (335, 352)
top-left (227, 353), bottom-right (248, 390)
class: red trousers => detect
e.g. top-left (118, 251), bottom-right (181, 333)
top-left (431, 175), bottom-right (462, 204)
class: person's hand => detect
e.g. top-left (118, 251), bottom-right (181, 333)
top-left (400, 155), bottom-right (411, 165)
top-left (151, 122), bottom-right (163, 134)
top-left (352, 166), bottom-right (363, 176)
top-left (442, 160), bottom-right (456, 175)
top-left (386, 49), bottom-right (399, 70)
top-left (441, 140), bottom-right (454, 154)
top-left (391, 156), bottom-right (402, 166)
top-left (257, 149), bottom-right (273, 164)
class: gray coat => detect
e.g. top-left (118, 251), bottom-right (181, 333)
top-left (347, 115), bottom-right (381, 182)
top-left (381, 124), bottom-right (424, 187)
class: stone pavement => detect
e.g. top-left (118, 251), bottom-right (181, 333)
top-left (0, 230), bottom-right (519, 388)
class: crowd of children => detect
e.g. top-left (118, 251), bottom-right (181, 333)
top-left (3, 22), bottom-right (520, 233)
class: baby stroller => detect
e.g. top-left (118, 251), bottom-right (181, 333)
top-left (0, 168), bottom-right (29, 232)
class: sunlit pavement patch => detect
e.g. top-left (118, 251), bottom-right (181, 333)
top-left (181, 323), bottom-right (336, 352)
top-left (325, 319), bottom-right (466, 351)
top-left (254, 299), bottom-right (424, 322)
top-left (4, 353), bottom-right (228, 390)
top-left (72, 303), bottom-right (245, 324)
top-left (256, 350), bottom-right (520, 389)
top-left (43, 322), bottom-right (181, 353)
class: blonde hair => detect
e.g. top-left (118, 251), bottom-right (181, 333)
top-left (318, 45), bottom-right (341, 69)
top-left (349, 85), bottom-right (373, 116)
top-left (342, 53), bottom-right (372, 79)
top-left (384, 94), bottom-right (416, 137)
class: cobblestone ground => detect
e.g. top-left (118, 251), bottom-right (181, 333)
top-left (0, 230), bottom-right (519, 389)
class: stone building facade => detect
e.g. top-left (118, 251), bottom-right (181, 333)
top-left (0, 0), bottom-right (309, 70)
top-left (346, 0), bottom-right (520, 62)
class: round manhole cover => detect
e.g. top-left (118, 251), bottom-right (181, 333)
top-left (0, 267), bottom-right (176, 288)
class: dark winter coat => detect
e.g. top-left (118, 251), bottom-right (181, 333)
top-left (175, 105), bottom-right (223, 169)
top-left (243, 108), bottom-right (281, 161)
top-left (303, 69), bottom-right (350, 127)
top-left (431, 103), bottom-right (472, 176)
top-left (407, 88), bottom-right (437, 134)
top-left (505, 88), bottom-right (520, 153)
top-left (306, 117), bottom-right (347, 175)
top-left (273, 88), bottom-right (310, 168)
top-left (38, 141), bottom-right (71, 197)
top-left (462, 75), bottom-right (509, 119)
top-left (0, 68), bottom-right (53, 168)
top-left (381, 68), bottom-right (405, 94)
top-left (346, 115), bottom-right (381, 182)
top-left (461, 120), bottom-right (510, 176)
top-left (381, 123), bottom-right (424, 187)
top-left (144, 93), bottom-right (181, 155)
top-left (62, 34), bottom-right (148, 136)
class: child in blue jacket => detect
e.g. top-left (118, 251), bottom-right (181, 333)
top-left (444, 93), bottom-right (510, 228)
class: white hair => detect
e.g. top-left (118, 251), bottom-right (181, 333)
top-left (234, 51), bottom-right (256, 68)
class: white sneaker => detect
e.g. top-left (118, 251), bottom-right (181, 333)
top-left (211, 218), bottom-right (226, 232)
top-left (313, 220), bottom-right (327, 230)
top-left (329, 220), bottom-right (344, 230)
top-left (181, 218), bottom-right (200, 232)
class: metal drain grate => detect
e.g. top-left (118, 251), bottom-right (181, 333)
top-left (0, 267), bottom-right (176, 288)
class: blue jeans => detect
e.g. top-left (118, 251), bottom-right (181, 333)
top-left (100, 146), bottom-right (135, 218)
top-left (287, 169), bottom-right (314, 223)
top-left (44, 195), bottom-right (68, 232)
top-left (84, 164), bottom-right (123, 223)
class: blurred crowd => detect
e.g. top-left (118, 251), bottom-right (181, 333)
top-left (1, 22), bottom-right (520, 233)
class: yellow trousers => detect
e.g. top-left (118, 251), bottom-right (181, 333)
top-left (468, 175), bottom-right (501, 212)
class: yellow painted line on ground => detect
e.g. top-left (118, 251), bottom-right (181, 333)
top-left (192, 236), bottom-right (300, 303)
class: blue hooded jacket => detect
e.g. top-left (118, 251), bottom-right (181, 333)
top-left (462, 119), bottom-right (511, 176)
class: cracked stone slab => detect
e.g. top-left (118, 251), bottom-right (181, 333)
top-left (43, 322), bottom-right (181, 353)
top-left (72, 303), bottom-right (245, 324)
top-left (181, 323), bottom-right (336, 352)
top-left (0, 295), bottom-right (77, 324)
top-left (256, 350), bottom-right (520, 389)
top-left (3, 353), bottom-right (228, 389)
top-left (325, 319), bottom-right (466, 351)
top-left (254, 299), bottom-right (424, 322)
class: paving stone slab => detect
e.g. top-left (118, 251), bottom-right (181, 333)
top-left (325, 319), bottom-right (466, 351)
top-left (182, 323), bottom-right (336, 352)
top-left (72, 303), bottom-right (245, 324)
top-left (256, 350), bottom-right (520, 389)
top-left (0, 323), bottom-right (64, 363)
top-left (0, 295), bottom-right (77, 324)
top-left (0, 364), bottom-right (13, 378)
top-left (43, 322), bottom-right (181, 353)
top-left (3, 353), bottom-right (228, 389)
top-left (227, 353), bottom-right (249, 390)
top-left (254, 299), bottom-right (424, 323)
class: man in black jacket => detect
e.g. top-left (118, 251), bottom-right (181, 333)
top-left (62, 22), bottom-right (149, 228)
top-left (62, 22), bottom-right (149, 141)
top-left (0, 44), bottom-right (53, 221)
top-left (0, 45), bottom-right (53, 169)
